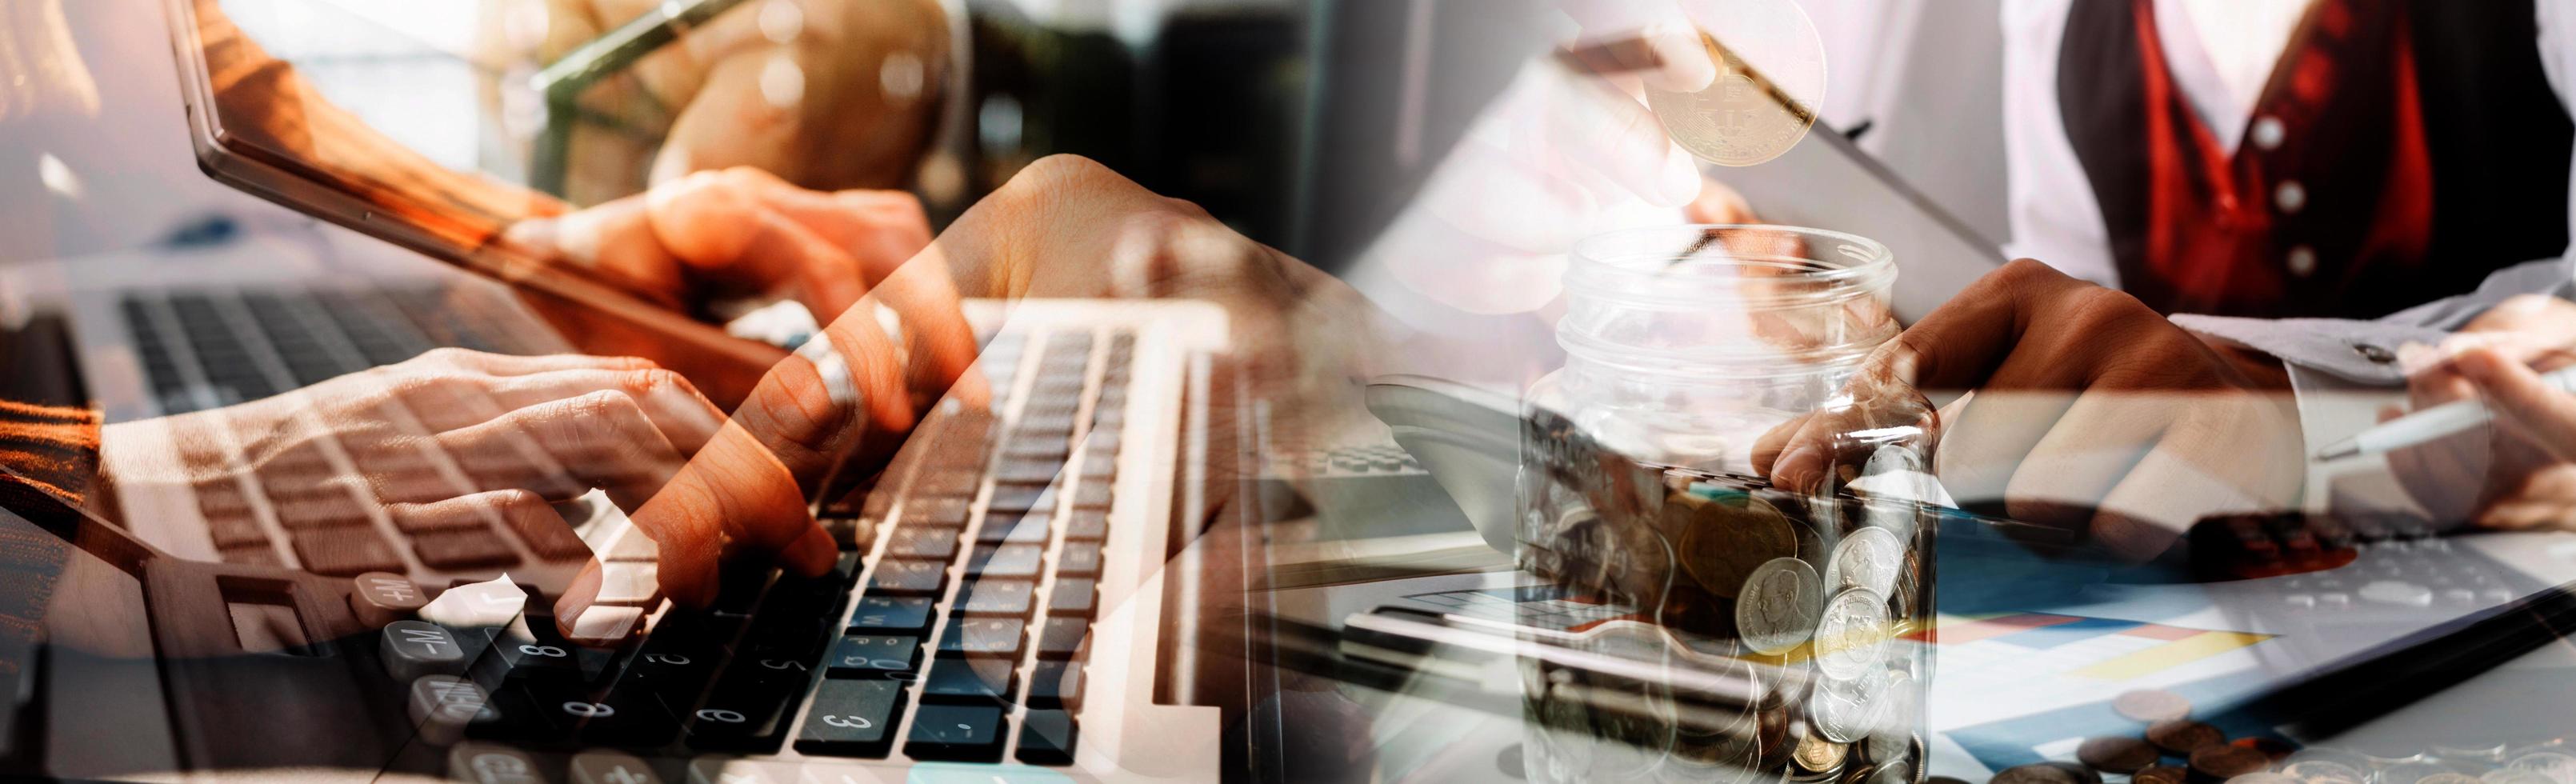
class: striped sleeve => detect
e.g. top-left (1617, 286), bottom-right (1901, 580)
top-left (0, 401), bottom-right (96, 680)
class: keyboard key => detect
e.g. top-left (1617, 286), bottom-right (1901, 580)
top-left (1036, 618), bottom-right (1088, 660)
top-left (350, 572), bottom-right (428, 627)
top-left (685, 672), bottom-right (798, 752)
top-left (1048, 578), bottom-right (1098, 618)
top-left (1062, 510), bottom-right (1110, 541)
top-left (493, 619), bottom-right (584, 682)
top-left (923, 657), bottom-right (1017, 704)
top-left (1072, 482), bottom-right (1113, 509)
top-left (1058, 542), bottom-right (1104, 576)
top-left (866, 560), bottom-right (950, 596)
top-left (1018, 709), bottom-right (1079, 765)
top-left (846, 595), bottom-right (934, 633)
top-left (905, 704), bottom-right (1006, 762)
top-left (958, 580), bottom-right (1035, 617)
top-left (288, 524), bottom-right (403, 576)
top-left (411, 528), bottom-right (522, 570)
top-left (977, 513), bottom-right (1053, 545)
top-left (381, 620), bottom-right (470, 682)
top-left (1028, 660), bottom-right (1084, 710)
top-left (449, 742), bottom-right (545, 784)
top-left (965, 544), bottom-right (1043, 578)
top-left (885, 527), bottom-right (962, 559)
top-left (986, 483), bottom-right (1051, 514)
top-left (206, 510), bottom-right (270, 548)
top-left (825, 635), bottom-right (921, 678)
top-left (820, 516), bottom-right (874, 552)
top-left (576, 689), bottom-right (683, 748)
top-left (796, 679), bottom-right (906, 757)
top-left (1001, 436), bottom-right (1071, 461)
top-left (938, 618), bottom-right (1024, 658)
top-left (623, 633), bottom-right (723, 703)
top-left (901, 497), bottom-right (972, 527)
top-left (994, 459), bottom-right (1066, 484)
top-left (568, 750), bottom-right (666, 784)
top-left (470, 678), bottom-right (582, 742)
top-left (914, 470), bottom-right (981, 498)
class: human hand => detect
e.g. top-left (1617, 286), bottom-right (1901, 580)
top-left (510, 0), bottom-right (951, 201)
top-left (562, 155), bottom-right (1387, 619)
top-left (2387, 294), bottom-right (2576, 529)
top-left (501, 166), bottom-right (986, 408)
top-left (1754, 260), bottom-right (2306, 560)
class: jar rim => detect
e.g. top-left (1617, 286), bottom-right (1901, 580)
top-left (1564, 224), bottom-right (1895, 306)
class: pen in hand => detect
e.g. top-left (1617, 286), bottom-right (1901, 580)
top-left (2314, 366), bottom-right (2576, 461)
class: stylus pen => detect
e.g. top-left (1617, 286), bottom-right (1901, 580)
top-left (2314, 366), bottom-right (2576, 461)
top-left (530, 0), bottom-right (750, 102)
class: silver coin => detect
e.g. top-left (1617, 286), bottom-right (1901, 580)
top-left (1825, 527), bottom-right (1904, 598)
top-left (2487, 772), bottom-right (2562, 784)
top-left (1812, 587), bottom-right (1893, 680)
top-left (1864, 670), bottom-right (1918, 761)
top-left (2510, 754), bottom-right (2576, 784)
top-left (2417, 775), bottom-right (2487, 784)
top-left (1808, 668), bottom-right (1888, 743)
top-left (2281, 760), bottom-right (2369, 784)
top-left (1738, 558), bottom-right (1826, 654)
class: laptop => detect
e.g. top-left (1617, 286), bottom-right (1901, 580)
top-left (0, 0), bottom-right (1285, 781)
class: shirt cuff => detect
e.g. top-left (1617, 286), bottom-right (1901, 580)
top-left (2169, 314), bottom-right (2444, 385)
top-left (2167, 316), bottom-right (2430, 515)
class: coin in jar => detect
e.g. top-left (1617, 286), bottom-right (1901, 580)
top-left (1794, 730), bottom-right (1848, 773)
top-left (2485, 770), bottom-right (2563, 784)
top-left (2113, 689), bottom-right (2192, 723)
top-left (1863, 672), bottom-right (1918, 762)
top-left (2075, 736), bottom-right (2159, 774)
top-left (2418, 775), bottom-right (2488, 784)
top-left (1738, 558), bottom-right (1825, 654)
top-left (2223, 774), bottom-right (2302, 784)
top-left (2146, 720), bottom-right (2226, 755)
top-left (1808, 668), bottom-right (1886, 744)
top-left (1677, 494), bottom-right (1798, 598)
top-left (2509, 753), bottom-right (2576, 784)
top-left (2378, 762), bottom-right (2457, 784)
top-left (2134, 766), bottom-right (2188, 784)
top-left (1992, 762), bottom-right (2102, 784)
top-left (2279, 759), bottom-right (2368, 784)
top-left (1811, 587), bottom-right (1893, 680)
top-left (2190, 745), bottom-right (2272, 782)
top-left (1825, 526), bottom-right (1904, 597)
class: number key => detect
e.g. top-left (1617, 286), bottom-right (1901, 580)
top-left (825, 634), bottom-right (921, 678)
top-left (795, 679), bottom-right (906, 757)
top-left (904, 704), bottom-right (1006, 762)
top-left (846, 595), bottom-right (934, 634)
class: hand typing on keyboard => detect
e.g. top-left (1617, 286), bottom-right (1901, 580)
top-left (98, 347), bottom-right (729, 579)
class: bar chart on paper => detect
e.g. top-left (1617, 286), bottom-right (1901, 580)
top-left (1921, 613), bottom-right (2274, 729)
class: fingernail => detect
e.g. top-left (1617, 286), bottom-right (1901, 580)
top-left (564, 605), bottom-right (644, 646)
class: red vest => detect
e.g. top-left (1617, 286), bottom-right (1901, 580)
top-left (2058, 0), bottom-right (2573, 318)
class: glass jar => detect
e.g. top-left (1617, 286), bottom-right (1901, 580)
top-left (1515, 226), bottom-right (1938, 784)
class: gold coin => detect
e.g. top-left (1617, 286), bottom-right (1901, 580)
top-left (1794, 730), bottom-right (1850, 773)
top-left (1643, 0), bottom-right (1828, 168)
top-left (1675, 494), bottom-right (1798, 598)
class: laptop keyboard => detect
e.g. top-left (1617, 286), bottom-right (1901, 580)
top-left (118, 286), bottom-right (574, 575)
top-left (401, 327), bottom-right (1133, 773)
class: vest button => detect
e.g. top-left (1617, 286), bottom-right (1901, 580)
top-left (2252, 116), bottom-right (2287, 150)
top-left (2275, 181), bottom-right (2307, 214)
top-left (2286, 246), bottom-right (2318, 278)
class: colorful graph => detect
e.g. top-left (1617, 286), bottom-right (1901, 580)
top-left (1910, 612), bottom-right (2274, 680)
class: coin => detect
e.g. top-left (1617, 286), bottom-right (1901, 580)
top-left (2076, 737), bottom-right (2159, 774)
top-left (1677, 493), bottom-right (1799, 598)
top-left (2191, 746), bottom-right (2273, 781)
top-left (2112, 690), bottom-right (2192, 722)
top-left (1641, 0), bottom-right (1829, 169)
top-left (2146, 720), bottom-right (2226, 755)
top-left (1738, 558), bottom-right (1825, 654)
top-left (2510, 753), bottom-right (2576, 784)
top-left (2135, 766), bottom-right (2189, 784)
top-left (1863, 671), bottom-right (1918, 762)
top-left (2488, 771), bottom-right (2564, 784)
top-left (2225, 775), bottom-right (2302, 784)
top-left (1808, 669), bottom-right (1887, 743)
top-left (1993, 762), bottom-right (2102, 784)
top-left (1811, 587), bottom-right (1891, 680)
top-left (2421, 775), bottom-right (2489, 784)
top-left (1794, 730), bottom-right (1848, 773)
top-left (1825, 526), bottom-right (1903, 597)
top-left (2281, 759), bottom-right (2370, 784)
top-left (2381, 762), bottom-right (2458, 784)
